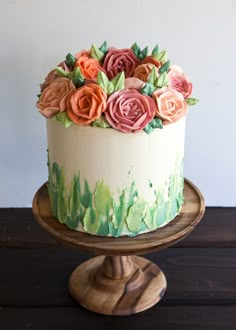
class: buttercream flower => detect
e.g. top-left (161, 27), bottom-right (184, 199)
top-left (124, 77), bottom-right (145, 90)
top-left (152, 87), bottom-right (188, 125)
top-left (75, 52), bottom-right (105, 80)
top-left (40, 62), bottom-right (70, 91)
top-left (141, 56), bottom-right (161, 68)
top-left (105, 89), bottom-right (156, 133)
top-left (168, 66), bottom-right (192, 98)
top-left (67, 83), bottom-right (107, 125)
top-left (37, 77), bottom-right (76, 118)
top-left (103, 48), bottom-right (140, 79)
top-left (133, 63), bottom-right (159, 82)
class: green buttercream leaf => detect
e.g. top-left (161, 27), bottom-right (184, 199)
top-left (37, 93), bottom-right (41, 98)
top-left (126, 197), bottom-right (147, 233)
top-left (73, 67), bottom-right (84, 79)
top-left (95, 180), bottom-right (113, 215)
top-left (150, 117), bottom-right (163, 129)
top-left (143, 117), bottom-right (163, 134)
top-left (92, 116), bottom-right (111, 128)
top-left (153, 50), bottom-right (167, 62)
top-left (138, 46), bottom-right (148, 61)
top-left (52, 162), bottom-right (61, 183)
top-left (97, 71), bottom-right (109, 93)
top-left (159, 60), bottom-right (171, 74)
top-left (148, 66), bottom-right (158, 85)
top-left (185, 97), bottom-right (199, 105)
top-left (81, 179), bottom-right (92, 208)
top-left (107, 81), bottom-right (114, 95)
top-left (131, 42), bottom-right (141, 57)
top-left (65, 53), bottom-right (76, 67)
top-left (55, 66), bottom-right (68, 78)
top-left (90, 44), bottom-right (105, 63)
top-left (111, 71), bottom-right (125, 92)
top-left (99, 41), bottom-right (108, 55)
top-left (72, 77), bottom-right (85, 88)
top-left (140, 82), bottom-right (155, 96)
top-left (54, 112), bottom-right (73, 128)
top-left (152, 44), bottom-right (159, 56)
top-left (156, 72), bottom-right (168, 88)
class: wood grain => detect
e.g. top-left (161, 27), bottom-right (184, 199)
top-left (0, 207), bottom-right (235, 248)
top-left (69, 255), bottom-right (166, 315)
top-left (1, 306), bottom-right (236, 330)
top-left (32, 179), bottom-right (205, 255)
top-left (1, 248), bottom-right (236, 307)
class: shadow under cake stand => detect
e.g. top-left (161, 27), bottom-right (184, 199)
top-left (32, 178), bottom-right (205, 315)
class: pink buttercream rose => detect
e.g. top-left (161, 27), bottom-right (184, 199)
top-left (124, 77), bottom-right (145, 90)
top-left (105, 89), bottom-right (156, 133)
top-left (152, 87), bottom-right (188, 125)
top-left (168, 65), bottom-right (192, 98)
top-left (37, 77), bottom-right (76, 118)
top-left (103, 48), bottom-right (140, 79)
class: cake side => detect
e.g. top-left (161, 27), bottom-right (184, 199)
top-left (47, 117), bottom-right (185, 237)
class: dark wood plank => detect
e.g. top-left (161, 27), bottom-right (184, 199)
top-left (0, 207), bottom-right (236, 248)
top-left (1, 306), bottom-right (236, 330)
top-left (0, 247), bottom-right (236, 307)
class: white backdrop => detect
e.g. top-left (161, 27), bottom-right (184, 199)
top-left (0, 0), bottom-right (235, 207)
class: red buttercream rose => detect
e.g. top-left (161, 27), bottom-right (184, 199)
top-left (168, 65), bottom-right (192, 98)
top-left (152, 87), bottom-right (188, 125)
top-left (105, 89), bottom-right (156, 133)
top-left (103, 48), bottom-right (140, 79)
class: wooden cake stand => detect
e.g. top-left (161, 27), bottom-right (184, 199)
top-left (32, 178), bottom-right (205, 315)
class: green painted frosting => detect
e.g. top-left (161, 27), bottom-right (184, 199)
top-left (47, 155), bottom-right (184, 237)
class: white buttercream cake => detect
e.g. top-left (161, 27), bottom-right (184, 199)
top-left (36, 42), bottom-right (198, 237)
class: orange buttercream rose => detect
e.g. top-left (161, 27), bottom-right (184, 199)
top-left (67, 83), bottom-right (107, 125)
top-left (37, 77), bottom-right (76, 118)
top-left (75, 53), bottom-right (105, 80)
top-left (133, 63), bottom-right (159, 82)
top-left (141, 56), bottom-right (161, 68)
top-left (152, 87), bottom-right (188, 125)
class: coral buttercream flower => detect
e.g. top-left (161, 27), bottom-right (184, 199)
top-left (124, 77), bottom-right (145, 90)
top-left (105, 89), bottom-right (156, 133)
top-left (37, 77), bottom-right (76, 118)
top-left (168, 65), bottom-right (192, 98)
top-left (152, 87), bottom-right (188, 125)
top-left (103, 48), bottom-right (140, 79)
top-left (75, 52), bottom-right (105, 80)
top-left (67, 83), bottom-right (107, 125)
top-left (133, 63), bottom-right (159, 82)
top-left (141, 56), bottom-right (161, 68)
top-left (40, 62), bottom-right (70, 91)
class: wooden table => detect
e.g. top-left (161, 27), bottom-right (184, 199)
top-left (0, 204), bottom-right (236, 328)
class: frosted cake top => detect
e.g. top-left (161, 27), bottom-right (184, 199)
top-left (36, 42), bottom-right (198, 134)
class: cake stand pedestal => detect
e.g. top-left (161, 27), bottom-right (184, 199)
top-left (32, 178), bottom-right (205, 315)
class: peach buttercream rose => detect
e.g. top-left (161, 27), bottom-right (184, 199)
top-left (37, 77), bottom-right (76, 118)
top-left (40, 62), bottom-right (70, 91)
top-left (105, 89), bottom-right (156, 133)
top-left (152, 87), bottom-right (188, 125)
top-left (168, 65), bottom-right (192, 98)
top-left (133, 63), bottom-right (159, 82)
top-left (67, 83), bottom-right (107, 125)
top-left (103, 48), bottom-right (140, 79)
top-left (75, 52), bottom-right (105, 80)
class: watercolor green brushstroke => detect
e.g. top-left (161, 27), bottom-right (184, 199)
top-left (47, 156), bottom-right (184, 237)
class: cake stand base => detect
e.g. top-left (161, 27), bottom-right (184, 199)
top-left (69, 255), bottom-right (166, 315)
top-left (33, 179), bottom-right (205, 316)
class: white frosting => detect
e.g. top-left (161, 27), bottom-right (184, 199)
top-left (47, 118), bottom-right (186, 206)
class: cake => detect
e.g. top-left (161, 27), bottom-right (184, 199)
top-left (36, 42), bottom-right (198, 237)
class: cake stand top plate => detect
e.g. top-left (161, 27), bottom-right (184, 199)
top-left (32, 178), bottom-right (205, 256)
